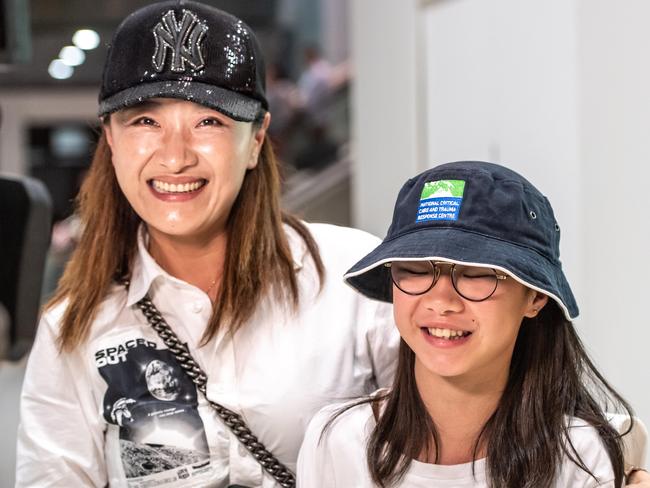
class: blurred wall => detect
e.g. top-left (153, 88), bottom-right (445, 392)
top-left (352, 0), bottom-right (650, 465)
top-left (0, 89), bottom-right (97, 175)
top-left (578, 0), bottom-right (650, 457)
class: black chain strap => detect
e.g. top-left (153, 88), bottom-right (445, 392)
top-left (130, 285), bottom-right (296, 488)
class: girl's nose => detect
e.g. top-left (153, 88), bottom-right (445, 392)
top-left (421, 269), bottom-right (464, 314)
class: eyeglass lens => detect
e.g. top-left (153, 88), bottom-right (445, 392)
top-left (390, 261), bottom-right (499, 301)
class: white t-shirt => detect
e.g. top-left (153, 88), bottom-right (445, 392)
top-left (16, 223), bottom-right (400, 488)
top-left (298, 401), bottom-right (617, 488)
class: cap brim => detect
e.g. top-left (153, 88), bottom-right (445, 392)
top-left (344, 227), bottom-right (579, 320)
top-left (98, 81), bottom-right (264, 122)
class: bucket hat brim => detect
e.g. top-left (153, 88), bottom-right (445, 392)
top-left (344, 226), bottom-right (578, 320)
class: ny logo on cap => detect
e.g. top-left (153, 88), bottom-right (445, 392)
top-left (152, 9), bottom-right (207, 73)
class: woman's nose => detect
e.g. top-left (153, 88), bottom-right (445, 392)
top-left (157, 126), bottom-right (198, 171)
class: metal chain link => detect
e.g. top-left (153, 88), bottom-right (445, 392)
top-left (128, 283), bottom-right (296, 488)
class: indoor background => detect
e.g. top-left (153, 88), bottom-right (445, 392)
top-left (1, 0), bottom-right (649, 485)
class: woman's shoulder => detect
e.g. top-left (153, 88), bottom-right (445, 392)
top-left (306, 222), bottom-right (381, 249)
top-left (283, 221), bottom-right (382, 279)
top-left (40, 283), bottom-right (128, 335)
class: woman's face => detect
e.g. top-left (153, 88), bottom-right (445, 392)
top-left (105, 98), bottom-right (269, 242)
top-left (392, 262), bottom-right (548, 386)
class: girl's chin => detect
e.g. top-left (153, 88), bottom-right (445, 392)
top-left (416, 358), bottom-right (469, 380)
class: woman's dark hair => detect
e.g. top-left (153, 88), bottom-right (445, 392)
top-left (327, 300), bottom-right (632, 488)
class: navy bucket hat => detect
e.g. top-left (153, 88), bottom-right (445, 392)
top-left (344, 161), bottom-right (578, 320)
top-left (98, 0), bottom-right (267, 121)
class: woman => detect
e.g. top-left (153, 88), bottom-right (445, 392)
top-left (298, 161), bottom-right (646, 487)
top-left (15, 2), bottom-right (398, 487)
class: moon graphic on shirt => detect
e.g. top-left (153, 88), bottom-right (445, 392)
top-left (144, 359), bottom-right (180, 401)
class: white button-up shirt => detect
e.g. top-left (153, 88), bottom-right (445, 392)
top-left (16, 223), bottom-right (399, 487)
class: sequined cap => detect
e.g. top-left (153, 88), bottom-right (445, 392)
top-left (98, 0), bottom-right (267, 121)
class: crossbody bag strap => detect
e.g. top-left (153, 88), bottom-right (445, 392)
top-left (131, 288), bottom-right (296, 488)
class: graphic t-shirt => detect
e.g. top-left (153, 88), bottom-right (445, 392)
top-left (97, 340), bottom-right (211, 486)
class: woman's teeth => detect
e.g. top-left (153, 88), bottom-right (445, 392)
top-left (426, 328), bottom-right (471, 340)
top-left (151, 180), bottom-right (206, 193)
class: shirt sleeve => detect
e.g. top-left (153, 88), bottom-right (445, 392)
top-left (360, 298), bottom-right (399, 390)
top-left (15, 312), bottom-right (107, 487)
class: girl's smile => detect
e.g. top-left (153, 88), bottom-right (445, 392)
top-left (392, 263), bottom-right (547, 381)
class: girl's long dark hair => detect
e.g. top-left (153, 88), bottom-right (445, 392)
top-left (329, 301), bottom-right (632, 487)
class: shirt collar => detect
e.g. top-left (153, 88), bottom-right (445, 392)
top-left (125, 226), bottom-right (169, 307)
top-left (284, 222), bottom-right (308, 271)
top-left (126, 223), bottom-right (308, 307)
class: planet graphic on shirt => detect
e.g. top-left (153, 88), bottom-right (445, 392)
top-left (144, 359), bottom-right (180, 401)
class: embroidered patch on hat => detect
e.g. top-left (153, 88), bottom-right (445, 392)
top-left (416, 180), bottom-right (466, 222)
top-left (152, 9), bottom-right (208, 73)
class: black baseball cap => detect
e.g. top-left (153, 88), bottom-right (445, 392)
top-left (344, 161), bottom-right (579, 320)
top-left (98, 0), bottom-right (268, 121)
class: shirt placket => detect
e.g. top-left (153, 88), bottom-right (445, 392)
top-left (205, 329), bottom-right (263, 486)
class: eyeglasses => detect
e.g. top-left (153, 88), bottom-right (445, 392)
top-left (384, 261), bottom-right (508, 301)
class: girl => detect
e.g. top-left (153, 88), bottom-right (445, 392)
top-left (298, 161), bottom-right (641, 487)
top-left (15, 2), bottom-right (398, 487)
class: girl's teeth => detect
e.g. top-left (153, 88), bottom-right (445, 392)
top-left (427, 328), bottom-right (469, 340)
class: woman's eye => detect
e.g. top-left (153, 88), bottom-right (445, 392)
top-left (198, 117), bottom-right (223, 127)
top-left (133, 117), bottom-right (157, 126)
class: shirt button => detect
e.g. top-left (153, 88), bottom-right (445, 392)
top-left (191, 302), bottom-right (203, 313)
top-left (238, 444), bottom-right (248, 457)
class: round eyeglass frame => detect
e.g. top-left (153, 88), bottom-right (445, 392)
top-left (384, 260), bottom-right (508, 302)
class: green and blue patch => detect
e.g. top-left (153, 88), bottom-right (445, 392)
top-left (416, 179), bottom-right (466, 222)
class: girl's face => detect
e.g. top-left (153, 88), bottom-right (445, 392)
top-left (105, 98), bottom-right (269, 243)
top-left (392, 262), bottom-right (548, 385)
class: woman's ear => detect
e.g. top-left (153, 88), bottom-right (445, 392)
top-left (248, 112), bottom-right (271, 169)
top-left (104, 120), bottom-right (114, 151)
top-left (524, 290), bottom-right (549, 318)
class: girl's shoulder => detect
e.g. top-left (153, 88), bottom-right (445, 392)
top-left (304, 390), bottom-right (390, 450)
top-left (307, 396), bottom-right (378, 443)
top-left (565, 416), bottom-right (609, 448)
top-left (558, 416), bottom-right (616, 487)
top-left (298, 397), bottom-right (380, 486)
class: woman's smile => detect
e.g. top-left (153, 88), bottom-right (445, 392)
top-left (105, 98), bottom-right (267, 241)
top-left (147, 177), bottom-right (208, 201)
